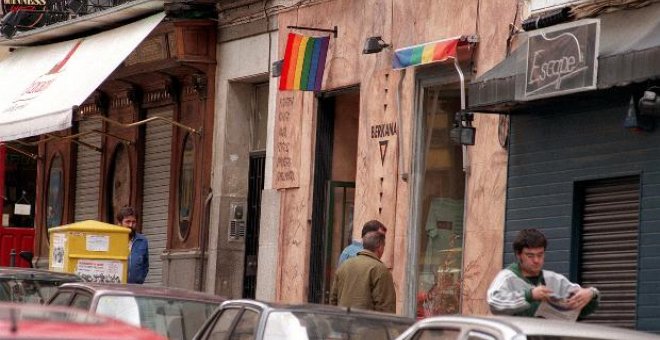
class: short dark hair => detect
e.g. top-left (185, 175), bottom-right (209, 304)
top-left (362, 231), bottom-right (385, 252)
top-left (116, 206), bottom-right (138, 223)
top-left (361, 220), bottom-right (386, 237)
top-left (513, 228), bottom-right (547, 254)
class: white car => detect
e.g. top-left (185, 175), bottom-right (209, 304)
top-left (396, 315), bottom-right (660, 340)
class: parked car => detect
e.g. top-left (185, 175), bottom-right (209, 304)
top-left (47, 282), bottom-right (225, 340)
top-left (395, 315), bottom-right (660, 340)
top-left (0, 267), bottom-right (82, 304)
top-left (0, 302), bottom-right (165, 339)
top-left (193, 299), bottom-right (415, 340)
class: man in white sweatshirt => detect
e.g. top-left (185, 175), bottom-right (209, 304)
top-left (487, 228), bottom-right (599, 318)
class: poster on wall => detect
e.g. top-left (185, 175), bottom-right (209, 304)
top-left (51, 233), bottom-right (65, 270)
top-left (75, 260), bottom-right (123, 283)
top-left (273, 92), bottom-right (302, 189)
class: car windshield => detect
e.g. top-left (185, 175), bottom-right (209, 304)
top-left (0, 279), bottom-right (64, 304)
top-left (263, 311), bottom-right (411, 340)
top-left (96, 295), bottom-right (218, 340)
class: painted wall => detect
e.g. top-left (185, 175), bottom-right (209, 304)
top-left (208, 31), bottom-right (280, 299)
top-left (273, 0), bottom-right (513, 314)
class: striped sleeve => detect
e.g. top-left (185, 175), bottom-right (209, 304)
top-left (487, 269), bottom-right (532, 315)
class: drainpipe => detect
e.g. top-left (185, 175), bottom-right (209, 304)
top-left (198, 190), bottom-right (214, 292)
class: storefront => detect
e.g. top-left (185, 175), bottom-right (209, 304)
top-left (270, 0), bottom-right (513, 316)
top-left (469, 2), bottom-right (660, 331)
top-left (0, 1), bottom-right (217, 288)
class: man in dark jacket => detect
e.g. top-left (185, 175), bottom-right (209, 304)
top-left (330, 220), bottom-right (396, 313)
top-left (117, 206), bottom-right (149, 284)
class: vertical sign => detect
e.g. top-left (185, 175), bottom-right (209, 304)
top-left (273, 93), bottom-right (302, 189)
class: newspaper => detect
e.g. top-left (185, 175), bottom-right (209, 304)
top-left (534, 296), bottom-right (581, 321)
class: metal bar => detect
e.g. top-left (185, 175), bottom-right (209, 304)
top-left (45, 133), bottom-right (102, 152)
top-left (88, 115), bottom-right (200, 135)
top-left (1, 143), bottom-right (39, 160)
top-left (287, 25), bottom-right (338, 38)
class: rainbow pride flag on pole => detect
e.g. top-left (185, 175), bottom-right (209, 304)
top-left (279, 33), bottom-right (330, 91)
top-left (392, 37), bottom-right (459, 69)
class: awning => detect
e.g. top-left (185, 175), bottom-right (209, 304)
top-left (469, 2), bottom-right (660, 113)
top-left (0, 12), bottom-right (165, 142)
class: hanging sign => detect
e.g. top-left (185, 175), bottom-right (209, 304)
top-left (523, 19), bottom-right (599, 100)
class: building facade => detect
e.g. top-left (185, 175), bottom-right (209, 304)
top-left (470, 0), bottom-right (660, 331)
top-left (266, 0), bottom-right (514, 316)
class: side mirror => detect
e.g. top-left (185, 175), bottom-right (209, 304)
top-left (19, 251), bottom-right (34, 268)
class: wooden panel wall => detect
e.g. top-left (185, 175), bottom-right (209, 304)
top-left (275, 0), bottom-right (513, 314)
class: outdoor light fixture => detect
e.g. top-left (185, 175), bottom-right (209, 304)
top-left (363, 36), bottom-right (390, 54)
top-left (639, 88), bottom-right (660, 116)
top-left (450, 111), bottom-right (476, 145)
top-left (624, 96), bottom-right (654, 132)
top-left (0, 11), bottom-right (22, 39)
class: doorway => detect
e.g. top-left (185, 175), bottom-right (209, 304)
top-left (308, 89), bottom-right (359, 303)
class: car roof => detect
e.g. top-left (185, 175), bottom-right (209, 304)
top-left (222, 299), bottom-right (415, 322)
top-left (412, 315), bottom-right (660, 340)
top-left (56, 282), bottom-right (226, 303)
top-left (0, 302), bottom-right (164, 339)
top-left (0, 267), bottom-right (82, 281)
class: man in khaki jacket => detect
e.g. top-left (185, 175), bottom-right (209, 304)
top-left (330, 220), bottom-right (396, 313)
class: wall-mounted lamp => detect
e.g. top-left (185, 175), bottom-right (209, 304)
top-left (639, 88), bottom-right (660, 116)
top-left (624, 95), bottom-right (654, 132)
top-left (450, 111), bottom-right (476, 145)
top-left (0, 11), bottom-right (23, 39)
top-left (362, 36), bottom-right (390, 54)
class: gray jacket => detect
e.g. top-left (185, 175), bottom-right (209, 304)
top-left (487, 262), bottom-right (599, 317)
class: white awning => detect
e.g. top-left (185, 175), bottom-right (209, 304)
top-left (0, 12), bottom-right (165, 142)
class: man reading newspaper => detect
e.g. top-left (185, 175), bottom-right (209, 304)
top-left (487, 228), bottom-right (599, 320)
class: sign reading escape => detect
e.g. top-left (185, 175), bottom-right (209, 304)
top-left (523, 19), bottom-right (599, 100)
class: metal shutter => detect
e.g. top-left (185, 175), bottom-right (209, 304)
top-left (579, 176), bottom-right (639, 328)
top-left (142, 107), bottom-right (173, 285)
top-left (74, 119), bottom-right (102, 221)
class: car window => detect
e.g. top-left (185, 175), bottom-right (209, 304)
top-left (0, 279), bottom-right (62, 304)
top-left (96, 295), bottom-right (219, 340)
top-left (48, 291), bottom-right (74, 306)
top-left (70, 293), bottom-right (93, 310)
top-left (411, 328), bottom-right (461, 340)
top-left (230, 309), bottom-right (259, 340)
top-left (467, 330), bottom-right (497, 340)
top-left (208, 308), bottom-right (241, 340)
top-left (263, 311), bottom-right (412, 340)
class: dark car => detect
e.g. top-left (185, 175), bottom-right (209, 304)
top-left (47, 282), bottom-right (225, 340)
top-left (0, 267), bottom-right (82, 304)
top-left (193, 299), bottom-right (415, 340)
top-left (395, 315), bottom-right (660, 340)
top-left (0, 302), bottom-right (165, 339)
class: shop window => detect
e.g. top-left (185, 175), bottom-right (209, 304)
top-left (46, 154), bottom-right (64, 229)
top-left (413, 86), bottom-right (465, 317)
top-left (178, 133), bottom-right (195, 240)
top-left (106, 144), bottom-right (131, 222)
top-left (575, 176), bottom-right (639, 328)
top-left (1, 145), bottom-right (37, 228)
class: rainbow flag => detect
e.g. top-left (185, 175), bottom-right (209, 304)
top-left (279, 33), bottom-right (330, 91)
top-left (393, 37), bottom-right (459, 69)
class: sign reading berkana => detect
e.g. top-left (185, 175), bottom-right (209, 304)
top-left (523, 19), bottom-right (599, 100)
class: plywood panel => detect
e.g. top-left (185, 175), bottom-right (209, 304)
top-left (274, 0), bottom-right (513, 313)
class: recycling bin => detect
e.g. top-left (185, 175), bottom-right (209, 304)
top-left (48, 220), bottom-right (129, 283)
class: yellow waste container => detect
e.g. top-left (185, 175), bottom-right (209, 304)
top-left (48, 220), bottom-right (129, 283)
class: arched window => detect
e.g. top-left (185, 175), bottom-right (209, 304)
top-left (106, 144), bottom-right (131, 223)
top-left (46, 154), bottom-right (64, 229)
top-left (178, 134), bottom-right (195, 240)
